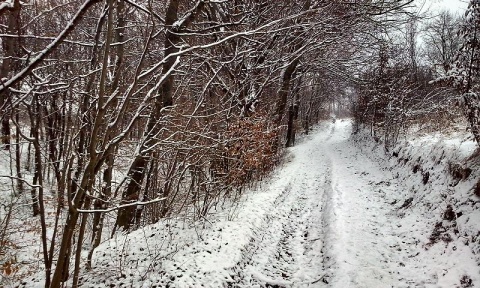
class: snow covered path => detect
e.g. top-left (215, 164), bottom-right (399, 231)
top-left (318, 121), bottom-right (405, 287)
top-left (233, 119), bottom-right (408, 287)
top-left (81, 119), bottom-right (478, 288)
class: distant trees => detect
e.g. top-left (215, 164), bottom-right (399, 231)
top-left (424, 11), bottom-right (462, 76)
top-left (353, 8), bottom-right (467, 149)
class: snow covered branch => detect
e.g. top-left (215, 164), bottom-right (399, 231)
top-left (75, 197), bottom-right (167, 214)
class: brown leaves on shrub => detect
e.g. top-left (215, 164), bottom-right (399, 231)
top-left (224, 113), bottom-right (279, 187)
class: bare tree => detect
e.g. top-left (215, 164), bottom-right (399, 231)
top-left (0, 1), bottom-right (425, 287)
top-left (424, 11), bottom-right (462, 76)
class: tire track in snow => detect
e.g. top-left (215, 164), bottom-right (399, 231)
top-left (229, 124), bottom-right (335, 287)
top-left (232, 119), bottom-right (408, 287)
top-left (227, 182), bottom-right (295, 287)
top-left (320, 120), bottom-right (409, 288)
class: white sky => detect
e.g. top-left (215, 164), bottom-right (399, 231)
top-left (421, 0), bottom-right (469, 14)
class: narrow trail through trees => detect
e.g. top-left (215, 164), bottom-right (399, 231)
top-left (58, 119), bottom-right (478, 288)
top-left (233, 120), bottom-right (419, 287)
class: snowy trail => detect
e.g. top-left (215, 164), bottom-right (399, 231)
top-left (81, 119), bottom-right (478, 288)
top-left (320, 122), bottom-right (405, 287)
top-left (236, 120), bottom-right (407, 287)
top-left (234, 124), bottom-right (335, 287)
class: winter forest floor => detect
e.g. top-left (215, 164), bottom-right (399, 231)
top-left (9, 119), bottom-right (480, 287)
top-left (225, 119), bottom-right (479, 288)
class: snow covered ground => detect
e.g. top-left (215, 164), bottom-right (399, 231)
top-left (10, 119), bottom-right (480, 287)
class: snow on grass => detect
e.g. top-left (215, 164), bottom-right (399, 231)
top-left (353, 122), bottom-right (480, 287)
top-left (83, 119), bottom-right (480, 287)
top-left (77, 122), bottom-right (335, 287)
top-left (6, 119), bottom-right (480, 287)
top-left (79, 143), bottom-right (305, 287)
top-left (0, 142), bottom-right (67, 287)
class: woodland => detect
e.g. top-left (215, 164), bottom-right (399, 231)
top-left (1, 0), bottom-right (480, 287)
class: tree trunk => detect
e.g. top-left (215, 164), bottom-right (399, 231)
top-left (286, 104), bottom-right (295, 147)
top-left (50, 1), bottom-right (115, 285)
top-left (286, 101), bottom-right (299, 147)
top-left (0, 0), bottom-right (21, 149)
top-left (115, 0), bottom-right (205, 231)
top-left (14, 111), bottom-right (23, 192)
top-left (87, 151), bottom-right (113, 269)
top-left (274, 59), bottom-right (299, 126)
top-left (28, 94), bottom-right (51, 286)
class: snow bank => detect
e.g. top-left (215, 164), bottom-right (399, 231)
top-left (353, 127), bottom-right (480, 287)
top-left (77, 152), bottom-right (304, 287)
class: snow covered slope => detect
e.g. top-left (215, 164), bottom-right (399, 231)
top-left (19, 119), bottom-right (479, 287)
top-left (354, 126), bottom-right (480, 288)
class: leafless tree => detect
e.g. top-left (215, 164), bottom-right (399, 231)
top-left (0, 0), bottom-right (422, 286)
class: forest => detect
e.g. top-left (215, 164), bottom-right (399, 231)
top-left (1, 0), bottom-right (480, 287)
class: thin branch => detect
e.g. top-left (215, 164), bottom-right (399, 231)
top-left (76, 197), bottom-right (166, 213)
top-left (0, 0), bottom-right (101, 93)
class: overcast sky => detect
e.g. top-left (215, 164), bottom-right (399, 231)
top-left (421, 0), bottom-right (469, 14)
